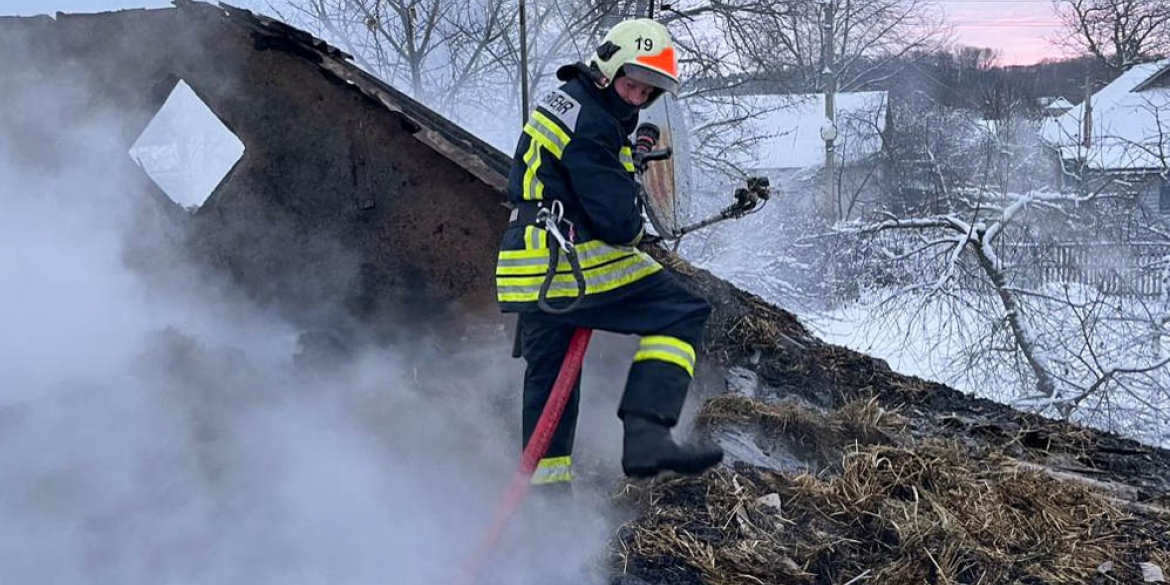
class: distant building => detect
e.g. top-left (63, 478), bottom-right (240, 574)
top-left (1037, 96), bottom-right (1075, 118)
top-left (1041, 59), bottom-right (1170, 215)
top-left (702, 91), bottom-right (888, 219)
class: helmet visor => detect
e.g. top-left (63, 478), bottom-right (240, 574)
top-left (623, 63), bottom-right (680, 96)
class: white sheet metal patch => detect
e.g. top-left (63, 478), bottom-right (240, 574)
top-left (537, 89), bottom-right (581, 132)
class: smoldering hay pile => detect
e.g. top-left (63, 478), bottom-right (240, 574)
top-left (5, 6), bottom-right (1165, 583)
top-left (602, 248), bottom-right (1170, 585)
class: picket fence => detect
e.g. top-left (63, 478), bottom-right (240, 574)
top-left (998, 242), bottom-right (1170, 297)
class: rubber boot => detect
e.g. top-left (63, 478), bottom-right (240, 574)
top-left (621, 415), bottom-right (723, 478)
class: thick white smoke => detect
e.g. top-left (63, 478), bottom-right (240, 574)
top-left (0, 45), bottom-right (628, 585)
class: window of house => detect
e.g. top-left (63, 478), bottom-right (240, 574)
top-left (129, 79), bottom-right (245, 211)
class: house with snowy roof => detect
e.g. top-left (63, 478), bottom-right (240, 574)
top-left (1041, 58), bottom-right (1170, 214)
top-left (1038, 96), bottom-right (1075, 119)
top-left (700, 91), bottom-right (888, 219)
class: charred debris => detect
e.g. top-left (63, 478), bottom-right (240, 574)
top-left (2, 2), bottom-right (1167, 583)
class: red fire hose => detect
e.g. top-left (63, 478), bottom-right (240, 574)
top-left (454, 326), bottom-right (593, 585)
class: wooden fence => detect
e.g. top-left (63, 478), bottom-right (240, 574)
top-left (998, 242), bottom-right (1170, 297)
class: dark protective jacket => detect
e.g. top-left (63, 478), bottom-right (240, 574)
top-left (495, 63), bottom-right (665, 312)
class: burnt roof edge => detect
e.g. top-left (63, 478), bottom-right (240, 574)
top-left (177, 0), bottom-right (512, 195)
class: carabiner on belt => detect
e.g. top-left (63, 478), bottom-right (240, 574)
top-left (536, 200), bottom-right (575, 253)
top-left (534, 200), bottom-right (586, 314)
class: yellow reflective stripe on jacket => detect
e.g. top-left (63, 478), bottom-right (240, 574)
top-left (634, 335), bottom-right (696, 376)
top-left (521, 139), bottom-right (544, 201)
top-left (498, 237), bottom-right (617, 260)
top-left (529, 110), bottom-right (570, 157)
top-left (524, 226), bottom-right (547, 250)
top-left (497, 253), bottom-right (661, 301)
top-left (519, 111), bottom-right (572, 201)
top-left (493, 237), bottom-right (659, 276)
top-left (497, 240), bottom-right (637, 276)
top-left (619, 146), bottom-right (635, 173)
top-left (531, 456), bottom-right (572, 485)
top-left (496, 248), bottom-right (633, 276)
top-left (496, 237), bottom-right (663, 301)
top-left (499, 253), bottom-right (649, 287)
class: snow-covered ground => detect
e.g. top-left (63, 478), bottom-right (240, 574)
top-left (801, 289), bottom-right (1170, 449)
top-left (803, 296), bottom-right (953, 387)
top-left (678, 173), bottom-right (1170, 450)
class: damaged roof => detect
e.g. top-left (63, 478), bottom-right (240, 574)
top-left (5, 1), bottom-right (512, 193)
top-left (190, 0), bottom-right (512, 191)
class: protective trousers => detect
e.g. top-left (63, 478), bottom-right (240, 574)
top-left (519, 273), bottom-right (711, 487)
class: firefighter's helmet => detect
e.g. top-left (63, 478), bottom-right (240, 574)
top-left (588, 18), bottom-right (679, 103)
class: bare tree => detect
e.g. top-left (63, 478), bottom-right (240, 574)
top-left (709, 0), bottom-right (947, 92)
top-left (823, 90), bottom-right (1170, 446)
top-left (665, 0), bottom-right (945, 231)
top-left (253, 0), bottom-right (614, 143)
top-left (1022, 283), bottom-right (1170, 434)
top-left (263, 0), bottom-right (456, 98)
top-left (842, 192), bottom-right (1082, 399)
top-left (954, 46), bottom-right (996, 75)
top-left (1054, 0), bottom-right (1170, 72)
top-left (835, 184), bottom-right (1170, 441)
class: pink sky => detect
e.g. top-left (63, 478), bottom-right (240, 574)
top-left (941, 0), bottom-right (1067, 65)
top-left (4, 0), bottom-right (1071, 66)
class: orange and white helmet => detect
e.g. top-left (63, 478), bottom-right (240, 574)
top-left (588, 18), bottom-right (679, 102)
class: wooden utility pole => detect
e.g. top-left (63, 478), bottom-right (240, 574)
top-left (822, 0), bottom-right (837, 220)
top-left (1082, 73), bottom-right (1093, 149)
top-left (519, 0), bottom-right (530, 124)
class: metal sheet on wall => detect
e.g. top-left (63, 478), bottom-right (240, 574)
top-left (637, 93), bottom-right (692, 238)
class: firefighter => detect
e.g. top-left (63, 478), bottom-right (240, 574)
top-left (496, 18), bottom-right (723, 488)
